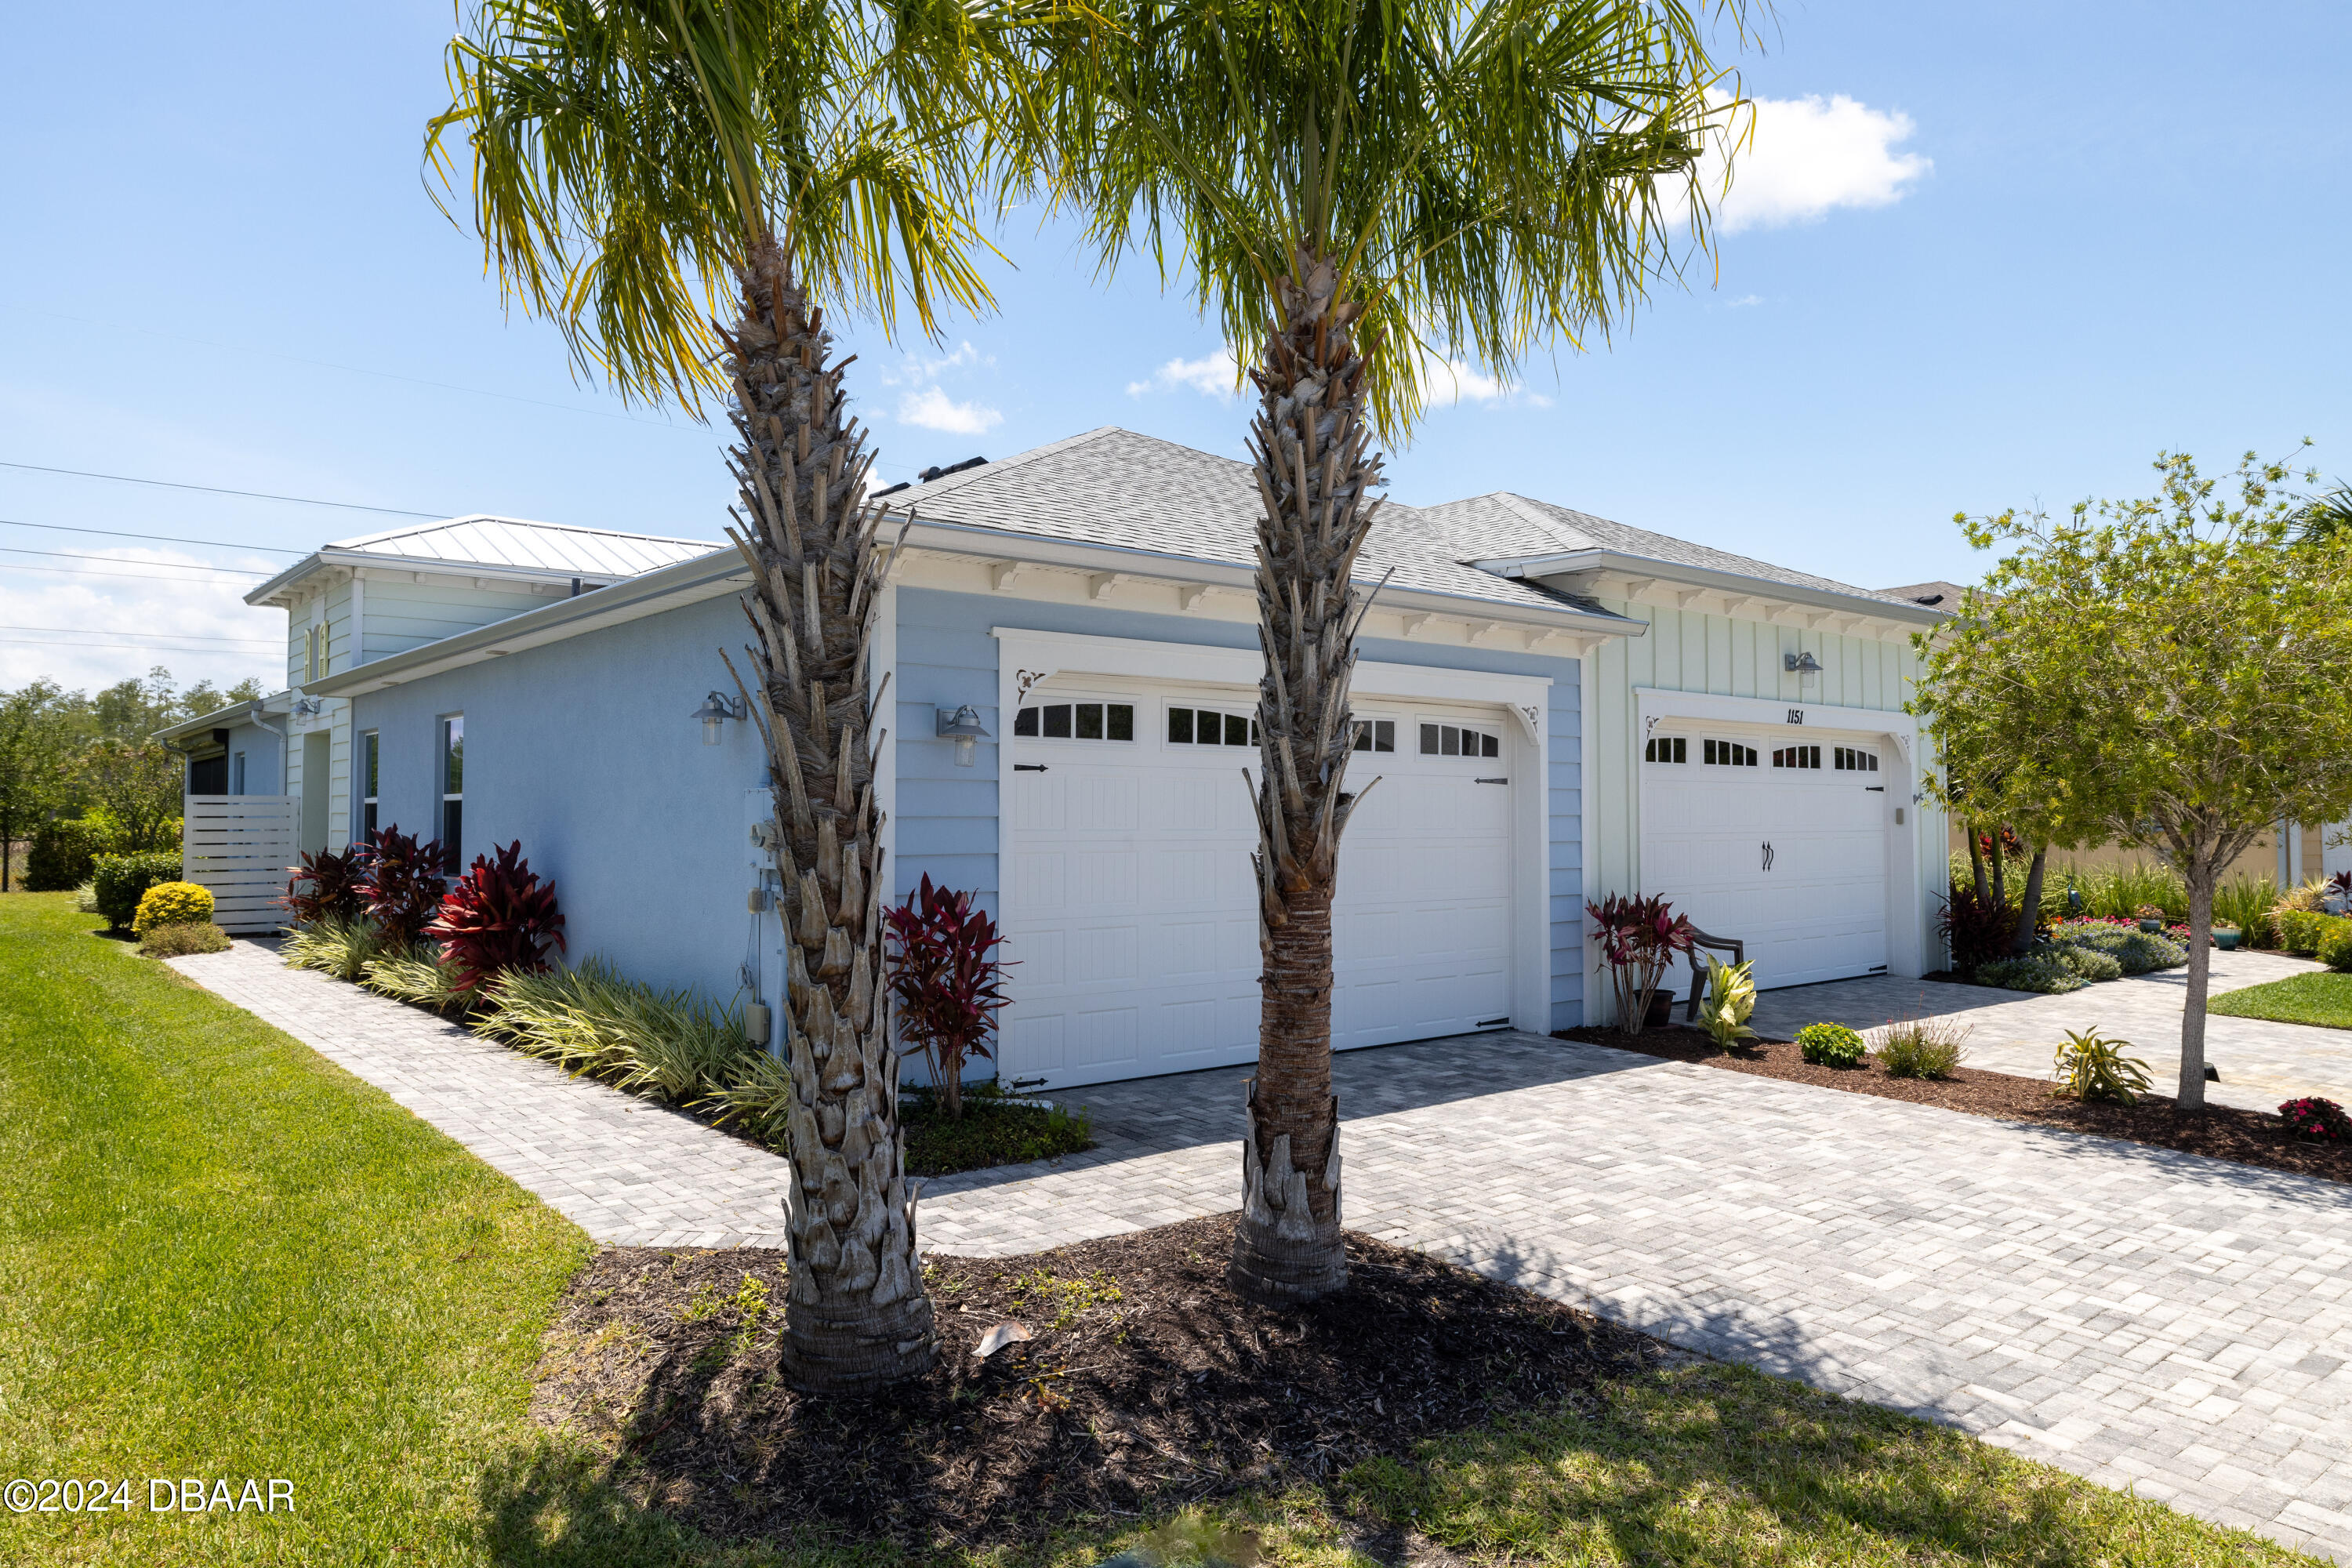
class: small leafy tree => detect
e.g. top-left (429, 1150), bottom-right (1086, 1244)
top-left (426, 840), bottom-right (568, 995)
top-left (0, 681), bottom-right (75, 891)
top-left (883, 875), bottom-right (1011, 1119)
top-left (74, 739), bottom-right (183, 852)
top-left (1915, 448), bottom-right (2352, 1107)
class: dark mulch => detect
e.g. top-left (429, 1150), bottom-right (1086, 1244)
top-left (532, 1213), bottom-right (1664, 1549)
top-left (1559, 1023), bottom-right (2352, 1184)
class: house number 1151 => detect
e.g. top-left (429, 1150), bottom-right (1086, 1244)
top-left (1787, 708), bottom-right (1805, 724)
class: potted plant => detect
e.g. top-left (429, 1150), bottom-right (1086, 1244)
top-left (2133, 903), bottom-right (2165, 933)
top-left (1585, 892), bottom-right (1697, 1036)
top-left (2213, 925), bottom-right (2243, 952)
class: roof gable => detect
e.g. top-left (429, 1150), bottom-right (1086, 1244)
top-left (325, 515), bottom-right (721, 579)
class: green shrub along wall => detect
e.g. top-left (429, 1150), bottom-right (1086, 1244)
top-left (92, 853), bottom-right (185, 931)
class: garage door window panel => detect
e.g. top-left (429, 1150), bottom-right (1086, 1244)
top-left (1421, 720), bottom-right (1501, 759)
top-left (1014, 701), bottom-right (1135, 741)
top-left (1167, 705), bottom-right (1258, 746)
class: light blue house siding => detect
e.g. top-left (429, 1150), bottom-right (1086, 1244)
top-left (346, 581), bottom-right (1589, 1033)
top-left (223, 719), bottom-right (285, 795)
top-left (350, 595), bottom-right (764, 1002)
top-left (891, 586), bottom-right (1588, 1030)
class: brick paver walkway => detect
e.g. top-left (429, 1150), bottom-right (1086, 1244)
top-left (174, 939), bottom-right (2352, 1562)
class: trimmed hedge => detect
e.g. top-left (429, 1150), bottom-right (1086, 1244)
top-left (93, 852), bottom-right (186, 931)
top-left (133, 881), bottom-right (215, 936)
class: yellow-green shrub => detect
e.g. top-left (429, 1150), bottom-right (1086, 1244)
top-left (132, 881), bottom-right (215, 936)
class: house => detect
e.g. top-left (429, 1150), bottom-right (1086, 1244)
top-left (160, 426), bottom-right (1949, 1091)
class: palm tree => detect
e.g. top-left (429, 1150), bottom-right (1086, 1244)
top-left (428, 0), bottom-right (1012, 1394)
top-left (1036, 0), bottom-right (1743, 1303)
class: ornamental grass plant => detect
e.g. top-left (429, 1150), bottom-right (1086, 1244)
top-left (1878, 1018), bottom-right (1969, 1080)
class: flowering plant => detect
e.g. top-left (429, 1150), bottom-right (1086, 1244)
top-left (2280, 1097), bottom-right (2352, 1142)
top-left (1585, 892), bottom-right (1696, 1036)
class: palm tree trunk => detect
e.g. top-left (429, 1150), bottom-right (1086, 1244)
top-left (722, 232), bottom-right (934, 1393)
top-left (1231, 248), bottom-right (1381, 1307)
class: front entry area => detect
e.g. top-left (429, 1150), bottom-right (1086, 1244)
top-left (995, 675), bottom-right (1520, 1091)
top-left (1639, 720), bottom-right (1893, 989)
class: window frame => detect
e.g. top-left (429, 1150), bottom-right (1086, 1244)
top-left (1010, 696), bottom-right (1138, 744)
top-left (1161, 700), bottom-right (1260, 750)
top-left (438, 715), bottom-right (463, 871)
top-left (1419, 717), bottom-right (1503, 760)
top-left (359, 730), bottom-right (379, 839)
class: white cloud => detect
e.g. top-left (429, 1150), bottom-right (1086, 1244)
top-left (896, 385), bottom-right (1003, 436)
top-left (0, 547), bottom-right (286, 695)
top-left (1710, 93), bottom-right (1930, 234)
top-left (882, 340), bottom-right (987, 387)
top-left (1127, 349), bottom-right (1244, 401)
top-left (1722, 293), bottom-right (1764, 308)
top-left (1417, 353), bottom-right (1552, 409)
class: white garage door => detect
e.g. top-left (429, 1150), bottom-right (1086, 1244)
top-left (996, 684), bottom-right (1516, 1091)
top-left (1639, 725), bottom-right (1890, 990)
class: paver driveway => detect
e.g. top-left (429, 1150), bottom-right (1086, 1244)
top-left (1744, 949), bottom-right (2343, 1112)
top-left (173, 940), bottom-right (2352, 1562)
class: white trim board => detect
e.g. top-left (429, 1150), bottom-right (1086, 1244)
top-left (989, 624), bottom-right (1555, 1040)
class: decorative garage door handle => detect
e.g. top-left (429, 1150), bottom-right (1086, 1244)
top-left (1474, 776), bottom-right (1508, 785)
top-left (1762, 840), bottom-right (1774, 871)
top-left (1014, 764), bottom-right (1048, 772)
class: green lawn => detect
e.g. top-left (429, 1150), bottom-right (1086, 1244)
top-left (0, 891), bottom-right (2325, 1566)
top-left (2209, 970), bottom-right (2352, 1029)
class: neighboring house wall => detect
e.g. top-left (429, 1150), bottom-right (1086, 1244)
top-left (225, 720), bottom-right (284, 795)
top-left (350, 594), bottom-right (761, 1001)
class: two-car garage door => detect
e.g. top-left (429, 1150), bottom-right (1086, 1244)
top-left (1639, 725), bottom-right (1893, 989)
top-left (996, 681), bottom-right (1519, 1091)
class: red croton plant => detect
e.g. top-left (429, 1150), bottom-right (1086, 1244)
top-left (354, 826), bottom-right (448, 949)
top-left (282, 845), bottom-right (368, 925)
top-left (883, 875), bottom-right (1011, 1119)
top-left (425, 840), bottom-right (566, 996)
top-left (1585, 892), bottom-right (1697, 1035)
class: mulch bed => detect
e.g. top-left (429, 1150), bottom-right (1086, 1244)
top-left (532, 1213), bottom-right (1666, 1549)
top-left (1558, 1024), bottom-right (2352, 1184)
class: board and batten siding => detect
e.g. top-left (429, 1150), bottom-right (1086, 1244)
top-left (889, 582), bottom-right (1588, 1029)
top-left (1581, 595), bottom-right (1949, 991)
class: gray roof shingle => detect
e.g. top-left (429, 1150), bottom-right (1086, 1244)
top-left (892, 426), bottom-right (1921, 617)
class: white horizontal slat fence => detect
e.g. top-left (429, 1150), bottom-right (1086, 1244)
top-left (183, 795), bottom-right (299, 935)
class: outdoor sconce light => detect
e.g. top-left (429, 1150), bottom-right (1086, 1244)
top-left (935, 703), bottom-right (990, 767)
top-left (691, 691), bottom-right (746, 745)
top-left (291, 695), bottom-right (324, 717)
top-left (1784, 652), bottom-right (1824, 681)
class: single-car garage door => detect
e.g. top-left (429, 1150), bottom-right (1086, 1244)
top-left (996, 682), bottom-right (1517, 1091)
top-left (1639, 724), bottom-right (1890, 989)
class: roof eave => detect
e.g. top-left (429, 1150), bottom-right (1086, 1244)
top-left (896, 515), bottom-right (1646, 637)
top-left (1476, 549), bottom-right (1949, 626)
top-left (305, 548), bottom-right (746, 697)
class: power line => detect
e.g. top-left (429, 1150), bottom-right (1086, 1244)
top-left (0, 635), bottom-right (278, 656)
top-left (0, 517), bottom-right (308, 554)
top-left (0, 459), bottom-right (448, 518)
top-left (0, 624), bottom-right (280, 644)
top-left (0, 561), bottom-right (271, 585)
top-left (0, 543), bottom-right (279, 571)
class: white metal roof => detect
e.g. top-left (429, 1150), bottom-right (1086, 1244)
top-left (327, 515), bottom-right (722, 578)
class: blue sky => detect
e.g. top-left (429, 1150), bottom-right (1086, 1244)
top-left (3, 0), bottom-right (2346, 692)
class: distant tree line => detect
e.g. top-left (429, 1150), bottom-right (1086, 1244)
top-left (0, 668), bottom-right (265, 891)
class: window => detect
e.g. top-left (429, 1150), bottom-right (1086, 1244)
top-left (1350, 719), bottom-right (1396, 753)
top-left (1012, 701), bottom-right (1135, 741)
top-left (231, 751), bottom-right (246, 794)
top-left (1834, 746), bottom-right (1879, 773)
top-left (360, 731), bottom-right (379, 837)
top-left (1644, 735), bottom-right (1687, 764)
top-left (1704, 739), bottom-right (1759, 767)
top-left (303, 625), bottom-right (321, 681)
top-left (440, 716), bottom-right (464, 871)
top-left (1164, 705), bottom-right (1258, 746)
top-left (1772, 744), bottom-right (1822, 770)
top-left (1421, 721), bottom-right (1501, 759)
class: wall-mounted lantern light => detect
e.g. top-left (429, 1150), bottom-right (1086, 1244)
top-left (291, 695), bottom-right (324, 718)
top-left (692, 691), bottom-right (747, 745)
top-left (1784, 652), bottom-right (1823, 681)
top-left (935, 703), bottom-right (990, 767)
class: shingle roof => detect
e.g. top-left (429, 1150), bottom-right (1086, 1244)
top-left (327, 515), bottom-right (721, 579)
top-left (888, 426), bottom-right (1624, 619)
top-left (1417, 493), bottom-right (1929, 609)
top-left (892, 426), bottom-right (1926, 618)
